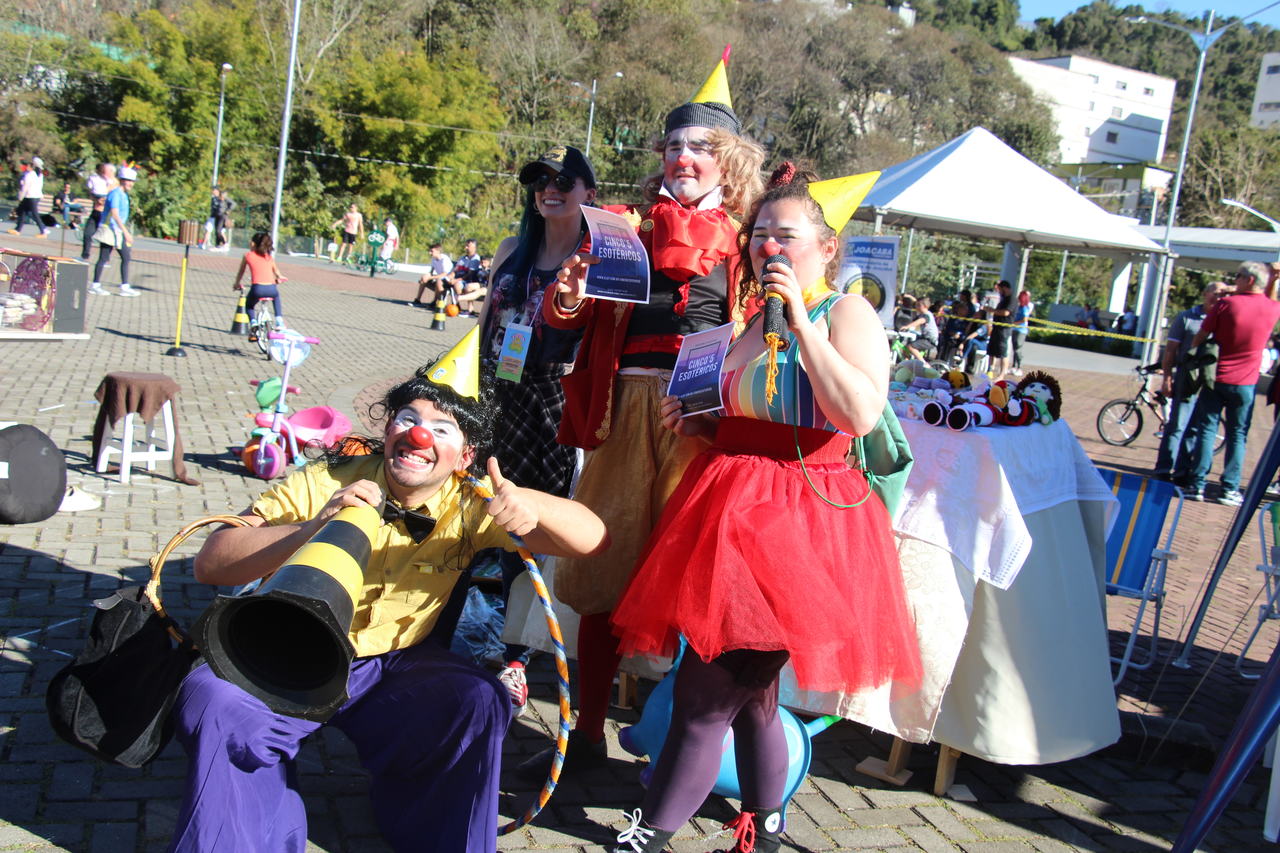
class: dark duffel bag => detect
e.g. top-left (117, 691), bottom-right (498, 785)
top-left (45, 515), bottom-right (250, 767)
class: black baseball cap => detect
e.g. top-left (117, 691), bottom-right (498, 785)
top-left (518, 145), bottom-right (597, 189)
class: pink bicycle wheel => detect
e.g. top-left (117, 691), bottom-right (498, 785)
top-left (252, 441), bottom-right (286, 480)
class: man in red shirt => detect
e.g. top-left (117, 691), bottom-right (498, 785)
top-left (1178, 261), bottom-right (1280, 504)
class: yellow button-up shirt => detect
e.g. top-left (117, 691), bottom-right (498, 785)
top-left (251, 457), bottom-right (512, 657)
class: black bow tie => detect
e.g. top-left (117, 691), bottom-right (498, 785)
top-left (381, 501), bottom-right (437, 543)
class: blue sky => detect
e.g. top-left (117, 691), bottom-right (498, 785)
top-left (1017, 0), bottom-right (1280, 29)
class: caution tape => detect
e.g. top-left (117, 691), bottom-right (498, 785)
top-left (935, 313), bottom-right (1155, 343)
top-left (1026, 316), bottom-right (1155, 343)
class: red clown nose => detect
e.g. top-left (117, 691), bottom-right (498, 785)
top-left (761, 239), bottom-right (783, 258)
top-left (406, 425), bottom-right (434, 449)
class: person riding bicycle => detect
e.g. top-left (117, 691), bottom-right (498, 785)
top-left (898, 296), bottom-right (939, 361)
top-left (891, 294), bottom-right (917, 332)
top-left (234, 231), bottom-right (287, 340)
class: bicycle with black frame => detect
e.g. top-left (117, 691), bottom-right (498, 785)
top-left (1096, 361), bottom-right (1225, 452)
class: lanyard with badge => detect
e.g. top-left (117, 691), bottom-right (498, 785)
top-left (495, 269), bottom-right (540, 383)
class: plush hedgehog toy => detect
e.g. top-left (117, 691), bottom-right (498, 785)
top-left (1015, 371), bottom-right (1062, 425)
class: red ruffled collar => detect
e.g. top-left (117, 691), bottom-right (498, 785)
top-left (638, 196), bottom-right (738, 283)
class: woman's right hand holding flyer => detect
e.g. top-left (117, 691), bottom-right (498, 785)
top-left (553, 254), bottom-right (599, 313)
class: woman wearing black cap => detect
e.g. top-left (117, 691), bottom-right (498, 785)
top-left (474, 145), bottom-right (596, 717)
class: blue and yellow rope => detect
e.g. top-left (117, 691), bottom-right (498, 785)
top-left (459, 473), bottom-right (572, 836)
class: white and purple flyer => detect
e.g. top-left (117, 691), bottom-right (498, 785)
top-left (580, 206), bottom-right (650, 303)
top-left (667, 322), bottom-right (735, 416)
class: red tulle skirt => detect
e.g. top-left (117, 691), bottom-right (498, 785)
top-left (611, 418), bottom-right (923, 695)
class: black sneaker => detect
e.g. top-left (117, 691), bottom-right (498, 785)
top-left (514, 729), bottom-right (606, 782)
top-left (1183, 487), bottom-right (1205, 502)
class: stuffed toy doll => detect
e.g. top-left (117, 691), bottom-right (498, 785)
top-left (922, 375), bottom-right (1054, 431)
top-left (991, 380), bottom-right (1035, 427)
top-left (1015, 371), bottom-right (1062, 425)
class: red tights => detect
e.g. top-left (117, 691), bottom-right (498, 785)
top-left (574, 611), bottom-right (623, 742)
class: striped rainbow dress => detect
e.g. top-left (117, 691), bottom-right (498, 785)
top-left (719, 294), bottom-right (845, 432)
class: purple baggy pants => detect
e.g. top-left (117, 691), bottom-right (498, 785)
top-left (167, 641), bottom-right (509, 853)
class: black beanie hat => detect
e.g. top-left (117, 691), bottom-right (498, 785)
top-left (664, 101), bottom-right (741, 136)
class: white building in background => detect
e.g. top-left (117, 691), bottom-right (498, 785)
top-left (1009, 55), bottom-right (1176, 165)
top-left (1250, 52), bottom-right (1280, 128)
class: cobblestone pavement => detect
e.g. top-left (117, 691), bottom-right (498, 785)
top-left (2, 232), bottom-right (1278, 851)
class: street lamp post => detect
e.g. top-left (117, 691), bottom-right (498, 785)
top-left (212, 63), bottom-right (232, 189)
top-left (1222, 197), bottom-right (1280, 262)
top-left (584, 78), bottom-right (597, 157)
top-left (569, 72), bottom-right (623, 157)
top-left (269, 0), bottom-right (302, 249)
top-left (1125, 10), bottom-right (1229, 367)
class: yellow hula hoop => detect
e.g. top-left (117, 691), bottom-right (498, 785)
top-left (459, 474), bottom-right (571, 836)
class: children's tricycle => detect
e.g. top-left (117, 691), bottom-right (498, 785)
top-left (241, 331), bottom-right (352, 479)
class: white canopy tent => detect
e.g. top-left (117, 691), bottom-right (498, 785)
top-left (854, 127), bottom-right (1165, 258)
top-left (854, 127), bottom-right (1169, 358)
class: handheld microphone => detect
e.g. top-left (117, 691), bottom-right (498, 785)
top-left (762, 254), bottom-right (791, 350)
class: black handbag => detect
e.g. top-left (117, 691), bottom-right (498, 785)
top-left (45, 515), bottom-right (250, 768)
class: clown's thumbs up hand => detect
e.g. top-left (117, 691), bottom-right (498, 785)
top-left (486, 457), bottom-right (538, 537)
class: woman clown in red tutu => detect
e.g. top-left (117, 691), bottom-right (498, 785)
top-left (608, 164), bottom-right (923, 853)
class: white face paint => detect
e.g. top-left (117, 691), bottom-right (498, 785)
top-left (383, 400), bottom-right (475, 501)
top-left (391, 406), bottom-right (464, 445)
top-left (748, 198), bottom-right (836, 287)
top-left (662, 126), bottom-right (723, 206)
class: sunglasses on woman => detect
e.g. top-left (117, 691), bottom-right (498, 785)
top-left (528, 172), bottom-right (578, 193)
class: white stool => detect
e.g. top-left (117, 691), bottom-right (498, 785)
top-left (95, 400), bottom-right (176, 484)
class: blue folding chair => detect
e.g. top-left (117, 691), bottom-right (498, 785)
top-left (1097, 467), bottom-right (1184, 685)
top-left (1236, 503), bottom-right (1280, 679)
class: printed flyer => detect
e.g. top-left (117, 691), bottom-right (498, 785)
top-left (667, 322), bottom-right (735, 416)
top-left (580, 206), bottom-right (650, 303)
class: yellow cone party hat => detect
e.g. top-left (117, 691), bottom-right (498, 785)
top-left (807, 171), bottom-right (881, 234)
top-left (691, 45), bottom-right (733, 110)
top-left (667, 46), bottom-right (740, 135)
top-left (426, 325), bottom-right (480, 400)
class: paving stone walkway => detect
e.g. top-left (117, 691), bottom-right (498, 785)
top-left (2, 232), bottom-right (1278, 851)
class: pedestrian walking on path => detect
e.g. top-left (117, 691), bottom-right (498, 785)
top-left (89, 165), bottom-right (140, 297)
top-left (8, 156), bottom-right (48, 238)
top-left (81, 162), bottom-right (117, 260)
